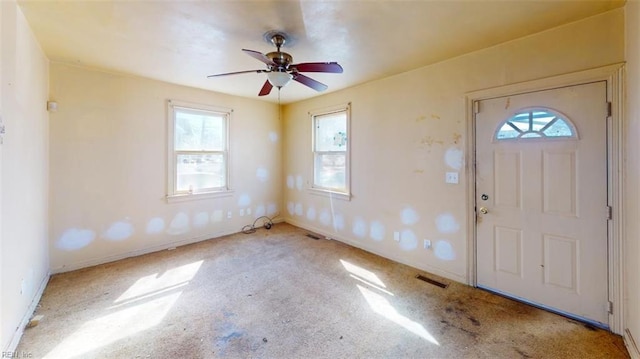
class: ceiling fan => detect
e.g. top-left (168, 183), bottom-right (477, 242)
top-left (207, 32), bottom-right (343, 96)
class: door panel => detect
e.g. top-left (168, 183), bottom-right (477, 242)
top-left (475, 82), bottom-right (608, 326)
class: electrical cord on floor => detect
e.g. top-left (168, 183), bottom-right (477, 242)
top-left (242, 215), bottom-right (274, 234)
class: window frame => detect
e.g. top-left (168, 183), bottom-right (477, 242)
top-left (309, 103), bottom-right (351, 200)
top-left (166, 100), bottom-right (233, 203)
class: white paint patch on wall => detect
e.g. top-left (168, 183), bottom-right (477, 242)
top-left (445, 147), bottom-right (463, 170)
top-left (211, 210), bottom-right (224, 223)
top-left (434, 240), bottom-right (456, 261)
top-left (286, 175), bottom-right (294, 189)
top-left (333, 213), bottom-right (345, 231)
top-left (57, 228), bottom-right (96, 251)
top-left (238, 193), bottom-right (252, 207)
top-left (255, 204), bottom-right (266, 218)
top-left (103, 221), bottom-right (134, 241)
top-left (370, 221), bottom-right (385, 242)
top-left (306, 206), bottom-right (317, 221)
top-left (435, 213), bottom-right (460, 234)
top-left (401, 207), bottom-right (420, 225)
top-left (296, 175), bottom-right (304, 191)
top-left (193, 212), bottom-right (209, 228)
top-left (268, 131), bottom-right (279, 142)
top-left (287, 201), bottom-right (295, 215)
top-left (146, 217), bottom-right (165, 234)
top-left (319, 209), bottom-right (332, 226)
top-left (267, 202), bottom-right (278, 216)
top-left (399, 229), bottom-right (418, 251)
top-left (352, 217), bottom-right (368, 238)
top-left (295, 202), bottom-right (304, 216)
top-left (256, 167), bottom-right (269, 182)
top-left (167, 212), bottom-right (190, 235)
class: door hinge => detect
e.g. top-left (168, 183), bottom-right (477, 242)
top-left (606, 205), bottom-right (612, 220)
top-left (607, 102), bottom-right (612, 117)
top-left (607, 301), bottom-right (613, 314)
top-left (473, 101), bottom-right (480, 114)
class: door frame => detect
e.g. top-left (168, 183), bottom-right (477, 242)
top-left (464, 63), bottom-right (625, 334)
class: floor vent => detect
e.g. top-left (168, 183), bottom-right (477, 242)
top-left (306, 233), bottom-right (321, 240)
top-left (415, 274), bottom-right (449, 289)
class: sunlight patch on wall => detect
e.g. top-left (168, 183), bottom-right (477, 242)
top-left (434, 240), bottom-right (456, 261)
top-left (146, 217), bottom-right (165, 234)
top-left (401, 207), bottom-right (420, 225)
top-left (445, 147), bottom-right (463, 170)
top-left (400, 229), bottom-right (418, 251)
top-left (435, 213), bottom-right (459, 234)
top-left (193, 212), bottom-right (209, 228)
top-left (167, 212), bottom-right (190, 235)
top-left (256, 167), bottom-right (269, 182)
top-left (56, 228), bottom-right (96, 251)
top-left (370, 221), bottom-right (385, 242)
top-left (102, 221), bottom-right (134, 241)
top-left (352, 217), bottom-right (367, 238)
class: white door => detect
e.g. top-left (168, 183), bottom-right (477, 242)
top-left (475, 82), bottom-right (609, 326)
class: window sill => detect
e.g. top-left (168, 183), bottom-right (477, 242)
top-left (308, 187), bottom-right (351, 201)
top-left (166, 190), bottom-right (234, 203)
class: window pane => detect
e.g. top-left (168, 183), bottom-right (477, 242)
top-left (175, 109), bottom-right (225, 151)
top-left (314, 153), bottom-right (346, 190)
top-left (315, 112), bottom-right (347, 151)
top-left (543, 118), bottom-right (573, 137)
top-left (176, 154), bottom-right (225, 191)
top-left (496, 109), bottom-right (576, 140)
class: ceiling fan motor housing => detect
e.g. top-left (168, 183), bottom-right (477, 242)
top-left (266, 51), bottom-right (293, 70)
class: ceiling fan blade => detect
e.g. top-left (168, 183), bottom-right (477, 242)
top-left (258, 80), bottom-right (273, 96)
top-left (292, 73), bottom-right (328, 92)
top-left (207, 69), bottom-right (266, 78)
top-left (242, 49), bottom-right (277, 67)
top-left (291, 62), bottom-right (343, 73)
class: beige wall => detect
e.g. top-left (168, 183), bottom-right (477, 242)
top-left (0, 0), bottom-right (50, 351)
top-left (625, 1), bottom-right (640, 356)
top-left (48, 63), bottom-right (281, 272)
top-left (283, 9), bottom-right (624, 283)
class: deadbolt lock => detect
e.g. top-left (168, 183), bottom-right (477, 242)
top-left (481, 194), bottom-right (489, 200)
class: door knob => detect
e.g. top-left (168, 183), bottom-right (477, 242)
top-left (479, 207), bottom-right (489, 214)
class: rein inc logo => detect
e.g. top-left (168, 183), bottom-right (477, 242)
top-left (2, 352), bottom-right (32, 358)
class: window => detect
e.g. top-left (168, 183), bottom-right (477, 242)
top-left (167, 100), bottom-right (231, 201)
top-left (311, 104), bottom-right (350, 198)
top-left (495, 108), bottom-right (577, 140)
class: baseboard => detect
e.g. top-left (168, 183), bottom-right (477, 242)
top-left (51, 229), bottom-right (239, 274)
top-left (5, 272), bottom-right (50, 353)
top-left (284, 218), bottom-right (467, 284)
top-left (626, 329), bottom-right (640, 359)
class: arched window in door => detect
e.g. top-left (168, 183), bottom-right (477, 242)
top-left (495, 108), bottom-right (578, 140)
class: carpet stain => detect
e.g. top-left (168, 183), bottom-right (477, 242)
top-left (468, 316), bottom-right (481, 326)
top-left (515, 348), bottom-right (532, 358)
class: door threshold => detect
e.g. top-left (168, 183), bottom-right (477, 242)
top-left (477, 285), bottom-right (610, 331)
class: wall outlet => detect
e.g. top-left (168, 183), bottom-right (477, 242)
top-left (445, 172), bottom-right (459, 184)
top-left (393, 231), bottom-right (400, 241)
top-left (247, 208), bottom-right (252, 215)
top-left (227, 211), bottom-right (232, 219)
top-left (240, 209), bottom-right (245, 216)
top-left (424, 239), bottom-right (432, 249)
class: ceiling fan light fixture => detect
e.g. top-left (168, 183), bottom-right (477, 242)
top-left (267, 71), bottom-right (293, 88)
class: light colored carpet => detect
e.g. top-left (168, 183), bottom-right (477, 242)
top-left (17, 223), bottom-right (629, 358)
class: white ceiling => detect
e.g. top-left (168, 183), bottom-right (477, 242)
top-left (18, 0), bottom-right (624, 104)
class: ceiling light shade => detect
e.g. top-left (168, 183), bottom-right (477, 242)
top-left (267, 72), bottom-right (293, 88)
